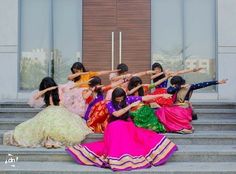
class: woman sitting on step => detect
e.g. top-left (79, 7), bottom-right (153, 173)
top-left (66, 87), bottom-right (177, 171)
top-left (156, 76), bottom-right (228, 134)
top-left (60, 62), bottom-right (118, 117)
top-left (3, 77), bottom-right (92, 148)
top-left (126, 76), bottom-right (173, 133)
top-left (151, 62), bottom-right (203, 109)
top-left (83, 76), bottom-right (124, 133)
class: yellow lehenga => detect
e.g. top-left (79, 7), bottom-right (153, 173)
top-left (4, 105), bottom-right (92, 147)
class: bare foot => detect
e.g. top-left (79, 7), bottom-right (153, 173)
top-left (177, 129), bottom-right (193, 134)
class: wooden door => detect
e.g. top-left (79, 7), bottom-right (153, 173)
top-left (117, 0), bottom-right (151, 82)
top-left (83, 0), bottom-right (151, 84)
top-left (83, 0), bottom-right (117, 84)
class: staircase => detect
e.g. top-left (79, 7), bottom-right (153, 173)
top-left (0, 101), bottom-right (236, 174)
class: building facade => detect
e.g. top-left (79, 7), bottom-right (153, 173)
top-left (0, 0), bottom-right (236, 100)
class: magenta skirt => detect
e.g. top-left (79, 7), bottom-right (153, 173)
top-left (156, 106), bottom-right (193, 132)
top-left (66, 120), bottom-right (177, 171)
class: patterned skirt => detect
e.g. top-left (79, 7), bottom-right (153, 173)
top-left (87, 100), bottom-right (109, 133)
top-left (4, 106), bottom-right (92, 147)
top-left (66, 120), bottom-right (177, 171)
top-left (130, 105), bottom-right (166, 133)
top-left (156, 105), bottom-right (193, 132)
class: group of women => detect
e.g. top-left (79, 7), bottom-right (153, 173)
top-left (3, 62), bottom-right (227, 171)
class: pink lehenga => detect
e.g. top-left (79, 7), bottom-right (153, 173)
top-left (155, 80), bottom-right (219, 133)
top-left (155, 86), bottom-right (193, 133)
top-left (156, 105), bottom-right (193, 132)
top-left (59, 81), bottom-right (87, 117)
top-left (66, 96), bottom-right (177, 171)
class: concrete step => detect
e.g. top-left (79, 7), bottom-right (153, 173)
top-left (0, 145), bottom-right (236, 163)
top-left (197, 114), bottom-right (236, 119)
top-left (1, 130), bottom-right (236, 145)
top-left (1, 161), bottom-right (236, 174)
top-left (192, 101), bottom-right (236, 109)
top-left (192, 118), bottom-right (236, 131)
top-left (0, 108), bottom-right (235, 119)
top-left (0, 102), bottom-right (30, 108)
top-left (1, 117), bottom-right (236, 131)
top-left (195, 108), bottom-right (236, 114)
top-left (0, 108), bottom-right (42, 118)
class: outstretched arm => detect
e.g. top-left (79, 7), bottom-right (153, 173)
top-left (109, 101), bottom-right (141, 117)
top-left (67, 72), bottom-right (89, 81)
top-left (133, 70), bottom-right (157, 77)
top-left (190, 79), bottom-right (228, 91)
top-left (151, 72), bottom-right (164, 80)
top-left (176, 67), bottom-right (203, 75)
top-left (142, 93), bottom-right (172, 101)
top-left (70, 78), bottom-right (94, 89)
top-left (110, 73), bottom-right (132, 82)
top-left (96, 70), bottom-right (119, 76)
top-left (102, 79), bottom-right (125, 92)
top-left (126, 85), bottom-right (143, 95)
top-left (152, 73), bottom-right (172, 87)
top-left (33, 86), bottom-right (57, 100)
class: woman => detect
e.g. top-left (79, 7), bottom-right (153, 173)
top-left (66, 88), bottom-right (177, 171)
top-left (106, 63), bottom-right (158, 100)
top-left (68, 62), bottom-right (117, 88)
top-left (4, 77), bottom-right (92, 148)
top-left (83, 76), bottom-right (123, 133)
top-left (151, 62), bottom-right (202, 107)
top-left (61, 62), bottom-right (117, 117)
top-left (127, 76), bottom-right (170, 132)
top-left (156, 76), bottom-right (228, 134)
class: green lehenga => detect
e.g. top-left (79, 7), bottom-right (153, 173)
top-left (4, 105), bottom-right (92, 147)
top-left (130, 104), bottom-right (166, 133)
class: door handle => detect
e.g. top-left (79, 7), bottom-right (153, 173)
top-left (111, 32), bottom-right (114, 70)
top-left (119, 31), bottom-right (122, 64)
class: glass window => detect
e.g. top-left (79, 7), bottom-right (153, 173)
top-left (20, 0), bottom-right (82, 90)
top-left (151, 0), bottom-right (216, 92)
top-left (52, 0), bottom-right (82, 84)
top-left (20, 0), bottom-right (51, 90)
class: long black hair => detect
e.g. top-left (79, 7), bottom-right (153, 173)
top-left (117, 63), bottom-right (128, 75)
top-left (110, 87), bottom-right (129, 121)
top-left (128, 76), bottom-right (144, 96)
top-left (70, 62), bottom-right (87, 82)
top-left (88, 76), bottom-right (103, 96)
top-left (39, 77), bottom-right (60, 106)
top-left (152, 62), bottom-right (165, 83)
top-left (111, 87), bottom-right (127, 108)
top-left (170, 76), bottom-right (186, 87)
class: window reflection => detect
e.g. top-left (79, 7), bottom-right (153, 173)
top-left (151, 0), bottom-right (216, 92)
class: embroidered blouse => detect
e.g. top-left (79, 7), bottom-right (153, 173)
top-left (106, 96), bottom-right (142, 122)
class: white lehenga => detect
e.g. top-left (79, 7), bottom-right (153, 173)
top-left (4, 105), bottom-right (92, 147)
top-left (3, 90), bottom-right (92, 148)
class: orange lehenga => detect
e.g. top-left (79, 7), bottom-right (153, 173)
top-left (84, 86), bottom-right (112, 133)
top-left (151, 80), bottom-right (173, 107)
